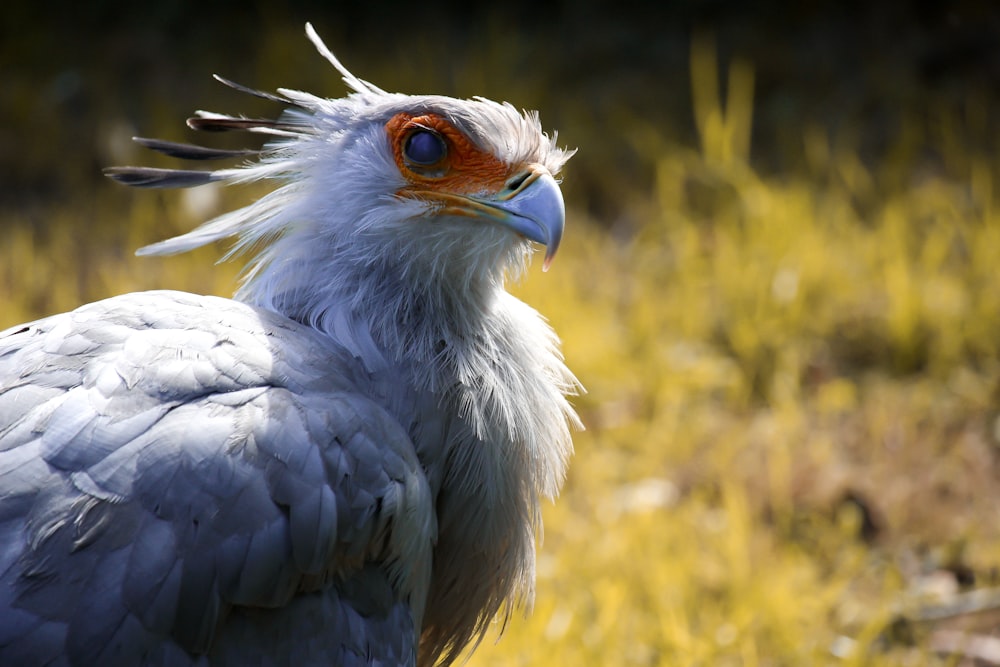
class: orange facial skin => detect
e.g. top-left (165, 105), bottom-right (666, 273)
top-left (383, 111), bottom-right (564, 272)
top-left (385, 112), bottom-right (512, 198)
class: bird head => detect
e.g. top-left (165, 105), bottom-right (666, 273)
top-left (376, 105), bottom-right (567, 271)
top-left (108, 24), bottom-right (574, 333)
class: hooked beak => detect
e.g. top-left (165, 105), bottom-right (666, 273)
top-left (483, 167), bottom-right (565, 271)
top-left (411, 165), bottom-right (566, 271)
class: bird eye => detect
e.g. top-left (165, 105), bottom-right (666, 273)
top-left (403, 130), bottom-right (446, 166)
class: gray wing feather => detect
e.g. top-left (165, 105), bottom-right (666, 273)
top-left (0, 291), bottom-right (434, 666)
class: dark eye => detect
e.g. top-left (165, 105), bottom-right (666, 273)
top-left (404, 130), bottom-right (446, 165)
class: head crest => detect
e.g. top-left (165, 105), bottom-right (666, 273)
top-left (304, 22), bottom-right (386, 96)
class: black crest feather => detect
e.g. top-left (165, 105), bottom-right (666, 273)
top-left (103, 167), bottom-right (222, 189)
top-left (132, 137), bottom-right (258, 161)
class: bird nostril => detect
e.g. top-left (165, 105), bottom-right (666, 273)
top-left (506, 172), bottom-right (530, 192)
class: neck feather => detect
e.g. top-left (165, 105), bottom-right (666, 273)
top-left (236, 215), bottom-right (528, 383)
top-left (235, 212), bottom-right (580, 666)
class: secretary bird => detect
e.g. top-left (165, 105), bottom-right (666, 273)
top-left (0, 24), bottom-right (580, 666)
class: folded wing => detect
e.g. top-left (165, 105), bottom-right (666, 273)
top-left (0, 291), bottom-right (434, 666)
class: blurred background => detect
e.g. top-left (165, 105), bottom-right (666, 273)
top-left (3, 2), bottom-right (1000, 664)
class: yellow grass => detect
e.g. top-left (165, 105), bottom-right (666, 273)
top-left (464, 45), bottom-right (1000, 667)
top-left (3, 34), bottom-right (999, 667)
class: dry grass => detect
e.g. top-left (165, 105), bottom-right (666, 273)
top-left (3, 31), bottom-right (1000, 667)
top-left (463, 46), bottom-right (1000, 667)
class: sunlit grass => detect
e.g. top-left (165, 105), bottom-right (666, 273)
top-left (465, 44), bottom-right (1000, 667)
top-left (3, 32), bottom-right (999, 667)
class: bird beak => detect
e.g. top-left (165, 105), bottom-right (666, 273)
top-left (414, 165), bottom-right (566, 271)
top-left (484, 167), bottom-right (565, 271)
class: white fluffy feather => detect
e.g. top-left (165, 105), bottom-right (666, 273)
top-left (132, 24), bottom-right (580, 665)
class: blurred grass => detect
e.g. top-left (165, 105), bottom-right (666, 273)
top-left (4, 8), bottom-right (1000, 666)
top-left (469, 42), bottom-right (1000, 665)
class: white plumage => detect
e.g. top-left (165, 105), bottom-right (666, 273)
top-left (0, 24), bottom-right (579, 666)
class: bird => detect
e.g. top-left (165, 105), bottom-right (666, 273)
top-left (0, 23), bottom-right (580, 667)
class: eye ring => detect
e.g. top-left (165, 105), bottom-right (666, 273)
top-left (403, 129), bottom-right (447, 167)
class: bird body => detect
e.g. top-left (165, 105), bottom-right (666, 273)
top-left (0, 25), bottom-right (578, 666)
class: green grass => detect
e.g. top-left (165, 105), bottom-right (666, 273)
top-left (4, 34), bottom-right (1000, 667)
